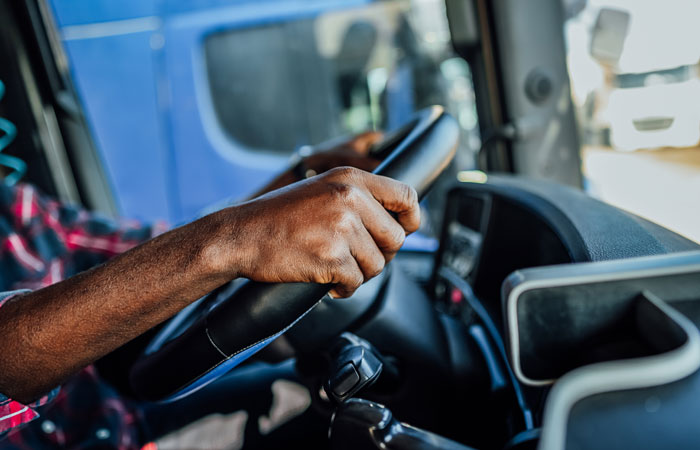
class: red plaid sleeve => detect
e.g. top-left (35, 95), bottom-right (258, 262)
top-left (4, 183), bottom-right (168, 290)
top-left (21, 183), bottom-right (168, 258)
top-left (0, 183), bottom-right (168, 439)
top-left (0, 292), bottom-right (60, 437)
top-left (0, 390), bottom-right (58, 437)
top-left (0, 400), bottom-right (37, 436)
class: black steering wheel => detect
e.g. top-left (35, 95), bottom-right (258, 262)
top-left (130, 106), bottom-right (458, 402)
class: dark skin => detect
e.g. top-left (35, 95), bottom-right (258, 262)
top-left (251, 131), bottom-right (382, 196)
top-left (0, 133), bottom-right (419, 404)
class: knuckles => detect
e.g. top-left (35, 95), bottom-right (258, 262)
top-left (325, 166), bottom-right (362, 182)
top-left (332, 264), bottom-right (364, 298)
top-left (304, 167), bottom-right (417, 291)
top-left (390, 224), bottom-right (407, 251)
top-left (378, 223), bottom-right (405, 253)
top-left (405, 185), bottom-right (419, 207)
top-left (345, 268), bottom-right (365, 290)
top-left (330, 210), bottom-right (360, 236)
top-left (401, 186), bottom-right (421, 232)
top-left (327, 183), bottom-right (362, 208)
top-left (366, 258), bottom-right (385, 279)
top-left (318, 242), bottom-right (350, 270)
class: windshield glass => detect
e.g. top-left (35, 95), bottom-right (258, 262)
top-left (205, 0), bottom-right (478, 167)
top-left (42, 0), bottom-right (480, 227)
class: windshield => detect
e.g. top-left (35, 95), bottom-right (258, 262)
top-left (43, 0), bottom-right (479, 227)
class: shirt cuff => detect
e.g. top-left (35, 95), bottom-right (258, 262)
top-left (0, 290), bottom-right (60, 437)
top-left (0, 400), bottom-right (38, 435)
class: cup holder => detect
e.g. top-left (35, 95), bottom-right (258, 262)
top-left (514, 290), bottom-right (689, 383)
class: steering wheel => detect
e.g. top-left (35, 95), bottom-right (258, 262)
top-left (130, 106), bottom-right (459, 402)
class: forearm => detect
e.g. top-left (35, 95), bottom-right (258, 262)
top-left (0, 213), bottom-right (233, 403)
top-left (0, 166), bottom-right (417, 404)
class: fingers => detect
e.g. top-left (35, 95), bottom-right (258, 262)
top-left (348, 131), bottom-right (384, 155)
top-left (329, 256), bottom-right (365, 299)
top-left (324, 206), bottom-right (389, 298)
top-left (355, 191), bottom-right (407, 258)
top-left (356, 171), bottom-right (421, 235)
top-left (342, 155), bottom-right (381, 172)
top-left (304, 151), bottom-right (380, 175)
top-left (322, 165), bottom-right (420, 244)
top-left (310, 167), bottom-right (420, 297)
top-left (349, 224), bottom-right (387, 280)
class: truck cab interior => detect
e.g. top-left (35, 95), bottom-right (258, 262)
top-left (1, 0), bottom-right (700, 449)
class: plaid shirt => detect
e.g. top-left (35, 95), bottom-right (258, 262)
top-left (0, 182), bottom-right (166, 449)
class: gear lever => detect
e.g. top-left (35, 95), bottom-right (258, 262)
top-left (324, 332), bottom-right (396, 403)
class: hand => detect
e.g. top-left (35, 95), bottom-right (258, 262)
top-left (0, 163), bottom-right (411, 403)
top-left (303, 131), bottom-right (383, 175)
top-left (250, 132), bottom-right (384, 198)
top-left (208, 167), bottom-right (419, 298)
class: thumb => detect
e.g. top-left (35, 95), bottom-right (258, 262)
top-left (349, 131), bottom-right (384, 155)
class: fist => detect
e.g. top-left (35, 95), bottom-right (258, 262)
top-left (208, 167), bottom-right (419, 298)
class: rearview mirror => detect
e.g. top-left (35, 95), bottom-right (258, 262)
top-left (589, 7), bottom-right (630, 66)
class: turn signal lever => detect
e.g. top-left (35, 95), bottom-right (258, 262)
top-left (330, 398), bottom-right (477, 450)
top-left (324, 333), bottom-right (398, 403)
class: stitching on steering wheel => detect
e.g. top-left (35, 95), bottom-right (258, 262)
top-left (168, 298), bottom-right (325, 397)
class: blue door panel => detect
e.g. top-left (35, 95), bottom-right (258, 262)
top-left (163, 0), bottom-right (369, 220)
top-left (63, 33), bottom-right (172, 222)
top-left (48, 0), bottom-right (372, 224)
top-left (50, 0), bottom-right (158, 28)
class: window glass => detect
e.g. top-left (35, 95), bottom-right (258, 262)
top-left (564, 0), bottom-right (700, 243)
top-left (205, 0), bottom-right (479, 169)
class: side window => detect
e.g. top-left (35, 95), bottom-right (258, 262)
top-left (205, 19), bottom-right (336, 153)
top-left (204, 0), bottom-right (479, 167)
top-left (564, 1), bottom-right (700, 243)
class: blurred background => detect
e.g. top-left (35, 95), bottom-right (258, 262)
top-left (0, 0), bottom-right (698, 243)
top-left (564, 0), bottom-right (700, 243)
top-left (20, 0), bottom-right (479, 227)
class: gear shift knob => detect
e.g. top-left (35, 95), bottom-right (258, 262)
top-left (324, 333), bottom-right (384, 403)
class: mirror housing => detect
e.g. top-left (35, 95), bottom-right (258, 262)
top-left (589, 7), bottom-right (630, 66)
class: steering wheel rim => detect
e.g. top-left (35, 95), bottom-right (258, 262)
top-left (130, 106), bottom-right (458, 402)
